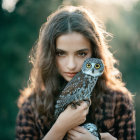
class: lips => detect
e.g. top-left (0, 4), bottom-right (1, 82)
top-left (65, 72), bottom-right (77, 78)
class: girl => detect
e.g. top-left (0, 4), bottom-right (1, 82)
top-left (16, 6), bottom-right (136, 140)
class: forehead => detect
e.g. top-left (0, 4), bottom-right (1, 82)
top-left (56, 32), bottom-right (91, 51)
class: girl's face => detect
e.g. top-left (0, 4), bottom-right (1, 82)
top-left (56, 32), bottom-right (92, 82)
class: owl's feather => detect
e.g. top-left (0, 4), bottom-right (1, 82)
top-left (54, 58), bottom-right (104, 140)
top-left (55, 72), bottom-right (98, 118)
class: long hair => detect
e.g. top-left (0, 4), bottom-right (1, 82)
top-left (18, 6), bottom-right (133, 127)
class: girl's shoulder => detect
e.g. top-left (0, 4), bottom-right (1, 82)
top-left (16, 94), bottom-right (42, 139)
top-left (17, 94), bottom-right (35, 119)
top-left (104, 88), bottom-right (133, 103)
top-left (102, 88), bottom-right (134, 111)
top-left (17, 87), bottom-right (35, 109)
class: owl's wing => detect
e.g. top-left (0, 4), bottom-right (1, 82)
top-left (54, 71), bottom-right (98, 119)
top-left (54, 72), bottom-right (85, 118)
top-left (61, 71), bottom-right (85, 95)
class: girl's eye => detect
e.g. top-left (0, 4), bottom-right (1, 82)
top-left (78, 52), bottom-right (87, 57)
top-left (56, 51), bottom-right (65, 56)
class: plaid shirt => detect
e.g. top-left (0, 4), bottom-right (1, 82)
top-left (16, 91), bottom-right (136, 140)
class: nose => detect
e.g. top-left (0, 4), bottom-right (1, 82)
top-left (66, 56), bottom-right (76, 70)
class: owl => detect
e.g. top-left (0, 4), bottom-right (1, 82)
top-left (54, 58), bottom-right (104, 140)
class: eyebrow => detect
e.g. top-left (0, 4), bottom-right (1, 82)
top-left (76, 49), bottom-right (89, 53)
top-left (56, 48), bottom-right (89, 52)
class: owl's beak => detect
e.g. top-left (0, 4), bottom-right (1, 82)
top-left (92, 69), bottom-right (94, 73)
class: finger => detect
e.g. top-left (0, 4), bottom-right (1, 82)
top-left (68, 128), bottom-right (85, 136)
top-left (100, 132), bottom-right (110, 138)
top-left (68, 129), bottom-right (76, 136)
top-left (73, 126), bottom-right (87, 134)
top-left (89, 99), bottom-right (91, 106)
top-left (85, 107), bottom-right (89, 113)
top-left (83, 99), bottom-right (91, 107)
top-left (80, 101), bottom-right (89, 110)
top-left (100, 133), bottom-right (117, 140)
top-left (83, 106), bottom-right (89, 116)
top-left (67, 133), bottom-right (75, 139)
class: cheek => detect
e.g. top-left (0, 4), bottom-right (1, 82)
top-left (56, 57), bottom-right (65, 71)
top-left (77, 59), bottom-right (85, 70)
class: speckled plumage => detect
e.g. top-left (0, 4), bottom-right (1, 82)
top-left (55, 58), bottom-right (104, 139)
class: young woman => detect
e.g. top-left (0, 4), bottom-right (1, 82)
top-left (16, 6), bottom-right (136, 140)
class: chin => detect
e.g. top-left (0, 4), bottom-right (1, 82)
top-left (64, 77), bottom-right (72, 82)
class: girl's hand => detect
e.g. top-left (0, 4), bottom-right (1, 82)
top-left (56, 101), bottom-right (89, 132)
top-left (67, 127), bottom-right (117, 140)
top-left (100, 133), bottom-right (117, 140)
top-left (67, 126), bottom-right (97, 140)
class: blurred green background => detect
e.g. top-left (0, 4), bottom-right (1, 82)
top-left (0, 0), bottom-right (140, 139)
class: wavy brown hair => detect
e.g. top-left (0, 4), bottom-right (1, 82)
top-left (18, 6), bottom-right (133, 127)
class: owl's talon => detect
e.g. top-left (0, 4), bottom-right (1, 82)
top-left (75, 102), bottom-right (81, 106)
top-left (70, 103), bottom-right (77, 109)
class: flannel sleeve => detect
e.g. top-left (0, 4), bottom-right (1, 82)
top-left (114, 92), bottom-right (136, 140)
top-left (16, 99), bottom-right (40, 140)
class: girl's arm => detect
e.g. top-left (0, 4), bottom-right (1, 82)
top-left (16, 99), bottom-right (89, 140)
top-left (42, 101), bottom-right (89, 140)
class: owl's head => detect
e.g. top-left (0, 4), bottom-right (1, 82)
top-left (82, 58), bottom-right (104, 77)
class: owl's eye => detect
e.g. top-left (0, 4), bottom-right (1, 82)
top-left (94, 63), bottom-right (100, 69)
top-left (86, 63), bottom-right (91, 68)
